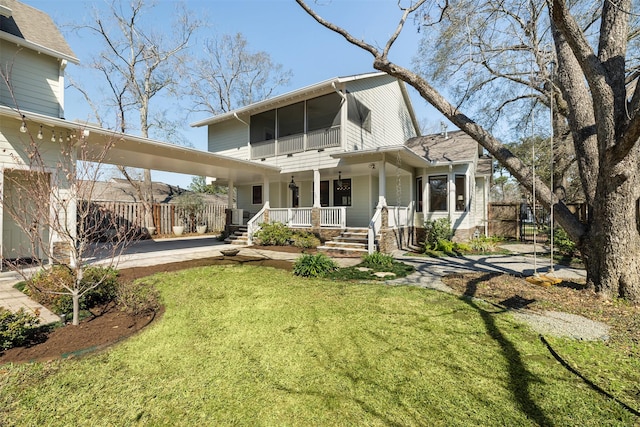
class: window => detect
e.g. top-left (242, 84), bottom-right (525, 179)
top-left (429, 175), bottom-right (447, 211)
top-left (278, 102), bottom-right (304, 137)
top-left (347, 93), bottom-right (371, 132)
top-left (416, 177), bottom-right (423, 212)
top-left (250, 110), bottom-right (276, 143)
top-left (252, 185), bottom-right (263, 205)
top-left (333, 178), bottom-right (351, 206)
top-left (307, 93), bottom-right (342, 131)
top-left (455, 175), bottom-right (466, 211)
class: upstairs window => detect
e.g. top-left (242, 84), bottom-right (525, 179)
top-left (250, 110), bottom-right (275, 143)
top-left (307, 93), bottom-right (342, 131)
top-left (278, 102), bottom-right (304, 137)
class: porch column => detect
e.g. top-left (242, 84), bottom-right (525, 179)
top-left (262, 175), bottom-right (270, 209)
top-left (377, 159), bottom-right (387, 208)
top-left (312, 169), bottom-right (321, 229)
top-left (226, 179), bottom-right (234, 225)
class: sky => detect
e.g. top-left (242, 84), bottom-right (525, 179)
top-left (26, 0), bottom-right (445, 188)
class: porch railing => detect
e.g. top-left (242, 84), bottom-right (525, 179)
top-left (249, 127), bottom-right (341, 160)
top-left (246, 205), bottom-right (267, 245)
top-left (320, 207), bottom-right (346, 227)
top-left (306, 127), bottom-right (340, 150)
top-left (387, 203), bottom-right (414, 229)
top-left (247, 206), bottom-right (346, 242)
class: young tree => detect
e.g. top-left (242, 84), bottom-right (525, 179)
top-left (0, 81), bottom-right (135, 325)
top-left (71, 0), bottom-right (201, 230)
top-left (297, 0), bottom-right (640, 301)
top-left (186, 32), bottom-right (293, 115)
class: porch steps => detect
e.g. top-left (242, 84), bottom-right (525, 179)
top-left (225, 226), bottom-right (249, 245)
top-left (318, 227), bottom-right (374, 257)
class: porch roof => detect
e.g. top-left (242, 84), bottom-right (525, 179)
top-left (1, 106), bottom-right (281, 184)
top-left (331, 145), bottom-right (432, 169)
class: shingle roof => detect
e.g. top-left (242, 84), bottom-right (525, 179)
top-left (0, 0), bottom-right (77, 62)
top-left (405, 130), bottom-right (481, 163)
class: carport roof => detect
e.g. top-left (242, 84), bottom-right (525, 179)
top-left (1, 106), bottom-right (280, 185)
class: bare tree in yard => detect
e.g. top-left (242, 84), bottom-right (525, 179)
top-left (71, 0), bottom-right (201, 230)
top-left (297, 0), bottom-right (640, 301)
top-left (1, 104), bottom-right (135, 327)
top-left (187, 32), bottom-right (293, 115)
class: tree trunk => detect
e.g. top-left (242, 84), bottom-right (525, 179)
top-left (142, 168), bottom-right (154, 228)
top-left (581, 148), bottom-right (640, 301)
top-left (71, 289), bottom-right (80, 326)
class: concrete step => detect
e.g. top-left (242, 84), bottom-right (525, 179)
top-left (317, 245), bottom-right (369, 257)
top-left (323, 241), bottom-right (367, 250)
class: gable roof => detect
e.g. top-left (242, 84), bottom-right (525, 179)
top-left (405, 130), bottom-right (482, 164)
top-left (0, 0), bottom-right (78, 63)
top-left (190, 72), bottom-right (420, 133)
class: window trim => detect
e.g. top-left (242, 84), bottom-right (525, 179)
top-left (428, 175), bottom-right (448, 212)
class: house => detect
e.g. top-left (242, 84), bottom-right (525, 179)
top-left (192, 73), bottom-right (493, 252)
top-left (0, 0), bottom-right (277, 265)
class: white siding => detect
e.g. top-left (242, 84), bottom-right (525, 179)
top-left (344, 75), bottom-right (417, 152)
top-left (207, 119), bottom-right (249, 159)
top-left (0, 41), bottom-right (62, 117)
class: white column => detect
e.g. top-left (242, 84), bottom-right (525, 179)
top-left (227, 179), bottom-right (234, 208)
top-left (263, 175), bottom-right (270, 209)
top-left (377, 159), bottom-right (387, 208)
top-left (313, 169), bottom-right (321, 208)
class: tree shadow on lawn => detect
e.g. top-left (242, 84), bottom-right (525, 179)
top-left (462, 273), bottom-right (552, 426)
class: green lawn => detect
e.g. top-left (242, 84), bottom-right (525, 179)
top-left (1, 265), bottom-right (637, 426)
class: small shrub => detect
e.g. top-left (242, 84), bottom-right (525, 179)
top-left (25, 266), bottom-right (119, 315)
top-left (254, 222), bottom-right (293, 246)
top-left (115, 281), bottom-right (161, 316)
top-left (469, 235), bottom-right (502, 253)
top-left (435, 239), bottom-right (455, 254)
top-left (453, 242), bottom-right (472, 254)
top-left (0, 308), bottom-right (40, 350)
top-left (554, 227), bottom-right (577, 257)
top-left (291, 231), bottom-right (321, 249)
top-left (361, 252), bottom-right (395, 270)
top-left (293, 253), bottom-right (338, 278)
top-left (424, 218), bottom-right (453, 250)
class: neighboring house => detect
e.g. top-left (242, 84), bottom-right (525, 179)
top-left (192, 73), bottom-right (493, 252)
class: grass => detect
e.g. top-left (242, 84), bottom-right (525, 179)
top-left (1, 265), bottom-right (638, 426)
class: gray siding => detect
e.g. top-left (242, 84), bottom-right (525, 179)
top-left (207, 118), bottom-right (249, 158)
top-left (0, 41), bottom-right (62, 117)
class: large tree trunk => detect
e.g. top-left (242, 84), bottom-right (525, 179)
top-left (582, 146), bottom-right (640, 301)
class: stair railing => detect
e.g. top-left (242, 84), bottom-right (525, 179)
top-left (246, 205), bottom-right (267, 245)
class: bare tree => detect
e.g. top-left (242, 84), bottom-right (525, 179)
top-left (297, 0), bottom-right (640, 302)
top-left (1, 81), bottom-right (137, 326)
top-left (187, 32), bottom-right (293, 115)
top-left (70, 0), bottom-right (201, 230)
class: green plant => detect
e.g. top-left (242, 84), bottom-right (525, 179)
top-left (424, 218), bottom-right (453, 250)
top-left (0, 308), bottom-right (40, 350)
top-left (293, 253), bottom-right (338, 277)
top-left (469, 235), bottom-right (502, 253)
top-left (554, 227), bottom-right (577, 257)
top-left (435, 238), bottom-right (455, 254)
top-left (360, 252), bottom-right (395, 269)
top-left (115, 281), bottom-right (161, 316)
top-left (254, 222), bottom-right (293, 246)
top-left (25, 266), bottom-right (119, 315)
top-left (174, 193), bottom-right (205, 231)
top-left (291, 231), bottom-right (320, 249)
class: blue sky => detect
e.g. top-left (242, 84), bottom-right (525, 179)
top-left (27, 0), bottom-right (443, 188)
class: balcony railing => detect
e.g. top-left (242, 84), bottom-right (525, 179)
top-left (250, 126), bottom-right (340, 159)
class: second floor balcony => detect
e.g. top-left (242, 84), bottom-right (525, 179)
top-left (250, 126), bottom-right (341, 160)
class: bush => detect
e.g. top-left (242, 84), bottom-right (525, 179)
top-left (424, 218), bottom-right (453, 250)
top-left (554, 227), bottom-right (577, 257)
top-left (291, 231), bottom-right (321, 249)
top-left (469, 235), bottom-right (502, 253)
top-left (25, 266), bottom-right (119, 315)
top-left (435, 239), bottom-right (455, 254)
top-left (293, 253), bottom-right (338, 278)
top-left (115, 281), bottom-right (161, 316)
top-left (360, 252), bottom-right (395, 270)
top-left (0, 308), bottom-right (40, 350)
top-left (254, 222), bottom-right (293, 246)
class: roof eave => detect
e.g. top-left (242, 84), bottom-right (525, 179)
top-left (0, 31), bottom-right (79, 64)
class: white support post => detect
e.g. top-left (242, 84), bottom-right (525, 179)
top-left (263, 175), bottom-right (270, 209)
top-left (227, 179), bottom-right (234, 209)
top-left (377, 159), bottom-right (387, 208)
top-left (313, 169), bottom-right (321, 208)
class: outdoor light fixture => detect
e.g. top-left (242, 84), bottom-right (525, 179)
top-left (337, 171), bottom-right (343, 188)
top-left (58, 133), bottom-right (63, 143)
top-left (51, 131), bottom-right (56, 142)
top-left (37, 125), bottom-right (43, 140)
top-left (19, 116), bottom-right (27, 133)
top-left (288, 176), bottom-right (297, 190)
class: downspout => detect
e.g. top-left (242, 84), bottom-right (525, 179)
top-left (234, 113), bottom-right (250, 160)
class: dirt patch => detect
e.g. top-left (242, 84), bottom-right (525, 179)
top-left (442, 272), bottom-right (640, 355)
top-left (0, 255), bottom-right (294, 365)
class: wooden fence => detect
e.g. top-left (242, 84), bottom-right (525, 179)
top-left (82, 201), bottom-right (226, 239)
